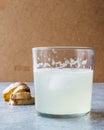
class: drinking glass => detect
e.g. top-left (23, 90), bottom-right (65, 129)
top-left (32, 46), bottom-right (94, 117)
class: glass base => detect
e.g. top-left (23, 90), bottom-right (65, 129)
top-left (37, 111), bottom-right (90, 118)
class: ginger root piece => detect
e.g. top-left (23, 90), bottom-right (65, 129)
top-left (11, 92), bottom-right (31, 100)
top-left (2, 82), bottom-right (35, 105)
top-left (12, 84), bottom-right (30, 94)
top-left (2, 82), bottom-right (25, 101)
top-left (9, 97), bottom-right (35, 105)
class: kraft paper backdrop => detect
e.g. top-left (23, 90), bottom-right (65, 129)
top-left (0, 0), bottom-right (104, 82)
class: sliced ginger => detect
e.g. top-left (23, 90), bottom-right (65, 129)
top-left (2, 82), bottom-right (24, 101)
top-left (2, 82), bottom-right (35, 105)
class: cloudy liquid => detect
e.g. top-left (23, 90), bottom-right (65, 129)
top-left (34, 69), bottom-right (93, 115)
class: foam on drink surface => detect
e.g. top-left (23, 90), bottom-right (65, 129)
top-left (34, 68), bottom-right (93, 115)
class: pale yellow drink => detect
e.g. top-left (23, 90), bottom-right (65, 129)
top-left (34, 68), bottom-right (93, 115)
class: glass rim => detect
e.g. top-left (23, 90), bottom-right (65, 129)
top-left (32, 46), bottom-right (94, 51)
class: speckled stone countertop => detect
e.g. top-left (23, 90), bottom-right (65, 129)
top-left (0, 82), bottom-right (104, 130)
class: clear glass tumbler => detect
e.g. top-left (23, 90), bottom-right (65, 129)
top-left (32, 46), bottom-right (94, 117)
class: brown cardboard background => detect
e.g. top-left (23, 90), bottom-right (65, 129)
top-left (0, 0), bottom-right (104, 82)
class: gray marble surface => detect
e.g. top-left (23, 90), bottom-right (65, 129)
top-left (0, 82), bottom-right (104, 130)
